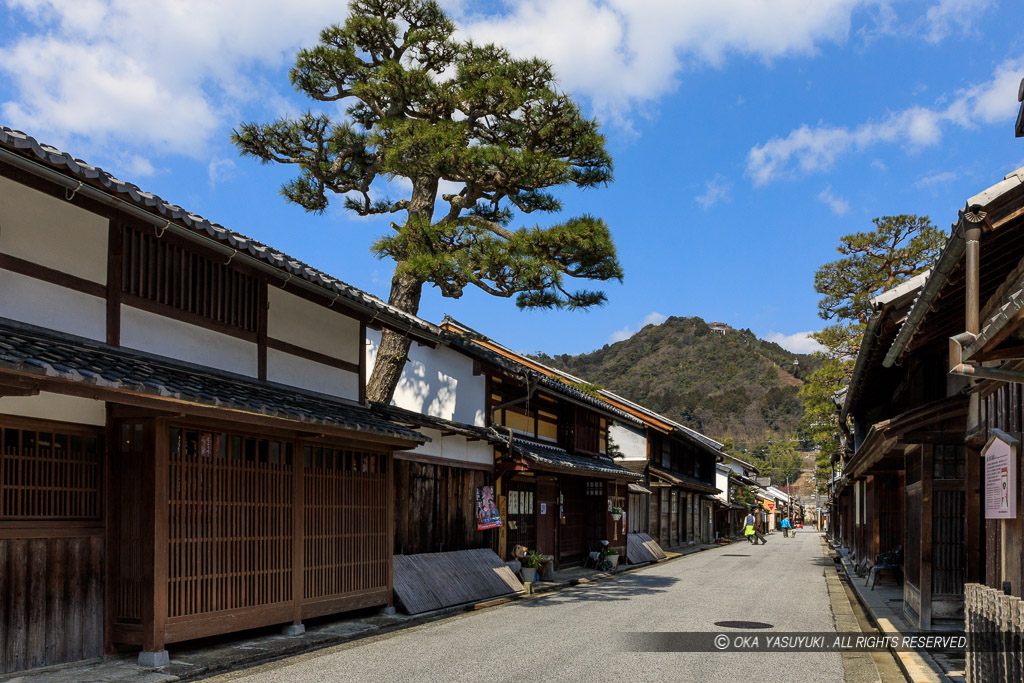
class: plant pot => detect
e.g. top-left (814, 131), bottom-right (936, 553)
top-left (520, 567), bottom-right (537, 583)
top-left (603, 554), bottom-right (619, 570)
top-left (610, 513), bottom-right (622, 521)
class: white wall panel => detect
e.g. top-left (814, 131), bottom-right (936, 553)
top-left (0, 270), bottom-right (106, 340)
top-left (610, 422), bottom-right (647, 461)
top-left (267, 348), bottom-right (359, 399)
top-left (366, 329), bottom-right (486, 427)
top-left (120, 305), bottom-right (258, 377)
top-left (0, 392), bottom-right (106, 426)
top-left (267, 287), bottom-right (361, 364)
top-left (0, 175), bottom-right (108, 284)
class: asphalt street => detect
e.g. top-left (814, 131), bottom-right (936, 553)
top-left (211, 532), bottom-right (860, 683)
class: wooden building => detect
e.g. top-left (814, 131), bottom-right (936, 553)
top-left (0, 127), bottom-right (439, 672)
top-left (839, 165), bottom-right (1024, 629)
top-left (365, 331), bottom-right (503, 556)
top-left (441, 319), bottom-right (645, 566)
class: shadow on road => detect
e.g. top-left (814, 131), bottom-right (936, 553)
top-left (521, 572), bottom-right (680, 607)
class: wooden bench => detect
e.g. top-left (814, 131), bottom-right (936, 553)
top-left (866, 546), bottom-right (903, 590)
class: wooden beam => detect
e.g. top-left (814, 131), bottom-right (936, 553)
top-left (0, 251), bottom-right (106, 299)
top-left (972, 343), bottom-right (1024, 362)
top-left (901, 431), bottom-right (966, 445)
top-left (106, 221), bottom-right (122, 346)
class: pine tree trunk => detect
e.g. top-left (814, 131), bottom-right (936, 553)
top-left (365, 177), bottom-right (436, 404)
top-left (366, 270), bottom-right (424, 403)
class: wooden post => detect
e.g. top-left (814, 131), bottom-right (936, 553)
top-left (141, 418), bottom-right (169, 661)
top-left (867, 475), bottom-right (878, 559)
top-left (496, 475), bottom-right (507, 560)
top-left (921, 444), bottom-right (934, 630)
top-left (292, 438), bottom-right (304, 624)
top-left (386, 450), bottom-right (395, 608)
top-left (103, 408), bottom-right (117, 655)
top-left (106, 222), bottom-right (122, 347)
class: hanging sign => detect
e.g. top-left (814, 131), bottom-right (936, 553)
top-left (476, 485), bottom-right (502, 530)
top-left (983, 429), bottom-right (1018, 520)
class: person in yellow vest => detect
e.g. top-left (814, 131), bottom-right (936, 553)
top-left (744, 511), bottom-right (757, 544)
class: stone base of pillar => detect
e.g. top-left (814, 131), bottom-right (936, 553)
top-left (138, 649), bottom-right (170, 667)
top-left (281, 623), bottom-right (306, 636)
top-left (378, 605), bottom-right (397, 616)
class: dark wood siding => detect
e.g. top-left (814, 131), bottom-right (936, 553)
top-left (0, 416), bottom-right (105, 675)
top-left (393, 459), bottom-right (493, 555)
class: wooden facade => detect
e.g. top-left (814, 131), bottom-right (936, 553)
top-left (0, 127), bottom-right (431, 673)
top-left (392, 457), bottom-right (493, 555)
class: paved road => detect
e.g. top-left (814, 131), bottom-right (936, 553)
top-left (212, 532), bottom-right (852, 683)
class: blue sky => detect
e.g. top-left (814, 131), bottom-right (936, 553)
top-left (1, 0), bottom-right (1022, 356)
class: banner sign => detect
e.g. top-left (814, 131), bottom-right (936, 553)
top-left (476, 485), bottom-right (502, 530)
top-left (983, 430), bottom-right (1018, 520)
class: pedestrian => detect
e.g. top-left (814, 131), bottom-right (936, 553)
top-left (781, 516), bottom-right (792, 538)
top-left (752, 513), bottom-right (768, 545)
top-left (743, 511), bottom-right (756, 544)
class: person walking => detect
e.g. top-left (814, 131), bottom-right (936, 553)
top-left (752, 511), bottom-right (768, 545)
top-left (781, 516), bottom-right (792, 538)
top-left (743, 511), bottom-right (757, 544)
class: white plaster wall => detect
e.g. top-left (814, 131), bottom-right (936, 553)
top-left (403, 427), bottom-right (494, 466)
top-left (0, 392), bottom-right (106, 426)
top-left (0, 175), bottom-right (108, 284)
top-left (120, 305), bottom-right (258, 377)
top-left (610, 422), bottom-right (646, 461)
top-left (366, 329), bottom-right (486, 427)
top-left (267, 288), bottom-right (361, 364)
top-left (0, 269), bottom-right (106, 340)
top-left (714, 469), bottom-right (730, 504)
top-left (267, 348), bottom-right (359, 399)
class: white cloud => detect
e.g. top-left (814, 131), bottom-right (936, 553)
top-left (642, 311), bottom-right (668, 326)
top-left (922, 0), bottom-right (993, 44)
top-left (207, 157), bottom-right (236, 186)
top-left (913, 170), bottom-right (957, 189)
top-left (817, 185), bottom-right (850, 215)
top-left (453, 0), bottom-right (864, 123)
top-left (765, 331), bottom-right (825, 354)
top-left (695, 175), bottom-right (731, 209)
top-left (0, 0), bottom-right (343, 156)
top-left (607, 310), bottom-right (668, 343)
top-left (747, 55), bottom-right (1024, 184)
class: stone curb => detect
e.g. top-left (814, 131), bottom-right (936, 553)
top-left (827, 543), bottom-right (950, 683)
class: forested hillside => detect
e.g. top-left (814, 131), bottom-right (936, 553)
top-left (532, 316), bottom-right (821, 446)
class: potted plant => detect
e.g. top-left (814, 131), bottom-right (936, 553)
top-left (520, 550), bottom-right (543, 583)
top-left (599, 546), bottom-right (619, 571)
top-left (610, 506), bottom-right (624, 521)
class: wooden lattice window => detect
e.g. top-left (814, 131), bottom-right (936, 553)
top-left (0, 422), bottom-right (102, 520)
top-left (167, 427), bottom-right (294, 618)
top-left (122, 225), bottom-right (260, 334)
top-left (303, 445), bottom-right (388, 600)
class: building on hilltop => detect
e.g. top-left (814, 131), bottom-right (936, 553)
top-left (709, 321), bottom-right (734, 335)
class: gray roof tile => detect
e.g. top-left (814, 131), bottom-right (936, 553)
top-left (0, 318), bottom-right (426, 443)
top-left (0, 126), bottom-right (440, 341)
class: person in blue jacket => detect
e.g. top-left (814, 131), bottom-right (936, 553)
top-left (781, 516), bottom-right (793, 538)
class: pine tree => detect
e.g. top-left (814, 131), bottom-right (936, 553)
top-left (801, 215), bottom-right (947, 471)
top-left (233, 0), bottom-right (622, 402)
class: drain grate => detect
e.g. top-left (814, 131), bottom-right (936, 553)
top-left (714, 620), bottom-right (773, 629)
top-left (721, 554), bottom-right (751, 557)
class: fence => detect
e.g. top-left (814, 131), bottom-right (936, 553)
top-left (964, 583), bottom-right (1024, 682)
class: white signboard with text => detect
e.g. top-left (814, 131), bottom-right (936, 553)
top-left (983, 430), bottom-right (1018, 520)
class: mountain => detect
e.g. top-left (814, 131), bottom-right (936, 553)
top-left (531, 316), bottom-right (822, 447)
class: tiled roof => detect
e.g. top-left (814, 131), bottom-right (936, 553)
top-left (510, 438), bottom-right (641, 479)
top-left (0, 126), bottom-right (440, 341)
top-left (371, 403), bottom-right (503, 443)
top-left (439, 317), bottom-right (723, 455)
top-left (443, 333), bottom-right (642, 426)
top-left (0, 318), bottom-right (425, 443)
top-left (648, 465), bottom-right (721, 494)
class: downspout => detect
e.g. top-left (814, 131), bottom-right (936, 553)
top-left (948, 206), bottom-right (1024, 383)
